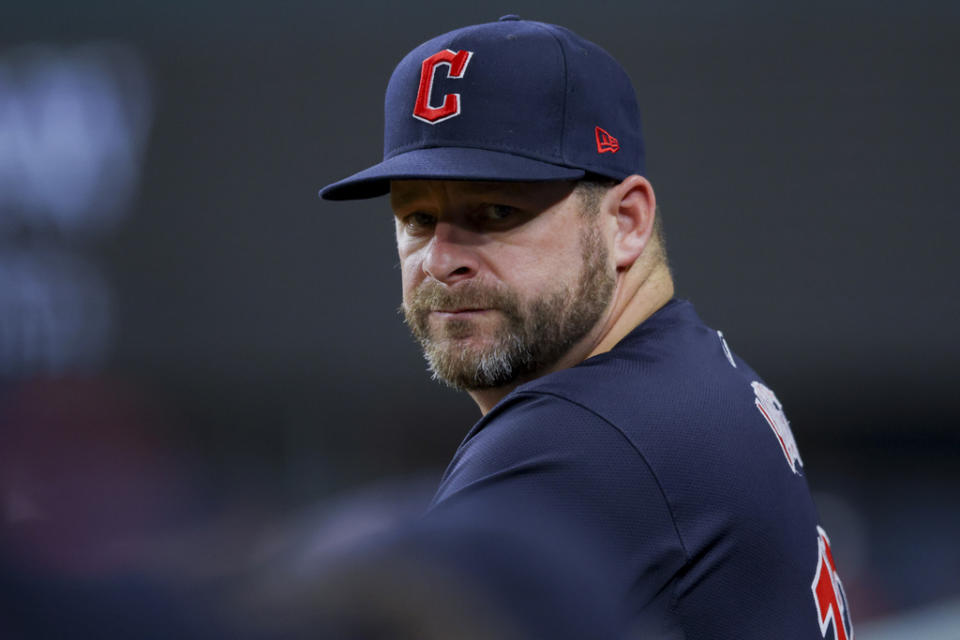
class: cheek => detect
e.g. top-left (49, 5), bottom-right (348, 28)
top-left (499, 242), bottom-right (579, 290)
top-left (396, 235), bottom-right (417, 293)
top-left (398, 254), bottom-right (423, 302)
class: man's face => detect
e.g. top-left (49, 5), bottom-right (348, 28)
top-left (392, 180), bottom-right (615, 391)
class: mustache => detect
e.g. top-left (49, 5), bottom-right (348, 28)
top-left (401, 281), bottom-right (520, 319)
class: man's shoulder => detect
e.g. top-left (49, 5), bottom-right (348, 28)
top-left (440, 301), bottom-right (830, 640)
top-left (502, 298), bottom-right (812, 501)
top-left (512, 299), bottom-right (752, 429)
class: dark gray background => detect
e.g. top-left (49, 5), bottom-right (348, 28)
top-left (2, 0), bottom-right (958, 627)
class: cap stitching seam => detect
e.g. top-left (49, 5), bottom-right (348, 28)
top-left (529, 23), bottom-right (569, 164)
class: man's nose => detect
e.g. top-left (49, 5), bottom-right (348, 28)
top-left (422, 221), bottom-right (480, 284)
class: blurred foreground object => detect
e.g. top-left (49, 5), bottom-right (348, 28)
top-left (0, 377), bottom-right (229, 638)
top-left (239, 497), bottom-right (625, 640)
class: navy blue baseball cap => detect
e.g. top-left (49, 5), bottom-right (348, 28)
top-left (319, 16), bottom-right (644, 200)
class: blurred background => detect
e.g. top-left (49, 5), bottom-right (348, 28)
top-left (1, 0), bottom-right (957, 637)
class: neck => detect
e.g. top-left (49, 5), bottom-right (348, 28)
top-left (587, 259), bottom-right (674, 358)
top-left (468, 259), bottom-right (675, 415)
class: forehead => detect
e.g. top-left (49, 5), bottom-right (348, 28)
top-left (390, 179), bottom-right (576, 210)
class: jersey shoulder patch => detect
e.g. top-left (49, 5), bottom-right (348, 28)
top-left (751, 380), bottom-right (804, 474)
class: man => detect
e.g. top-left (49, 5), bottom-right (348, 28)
top-left (320, 16), bottom-right (853, 640)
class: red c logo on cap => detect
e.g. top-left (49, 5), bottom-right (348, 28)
top-left (413, 49), bottom-right (474, 124)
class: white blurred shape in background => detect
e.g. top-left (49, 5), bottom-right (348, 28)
top-left (0, 250), bottom-right (113, 376)
top-left (0, 42), bottom-right (152, 235)
top-left (0, 43), bottom-right (152, 376)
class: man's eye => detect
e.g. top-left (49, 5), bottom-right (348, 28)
top-left (482, 204), bottom-right (517, 221)
top-left (403, 212), bottom-right (436, 230)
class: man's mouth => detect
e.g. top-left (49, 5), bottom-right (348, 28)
top-left (431, 308), bottom-right (490, 316)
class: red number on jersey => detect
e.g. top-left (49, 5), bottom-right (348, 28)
top-left (812, 526), bottom-right (854, 640)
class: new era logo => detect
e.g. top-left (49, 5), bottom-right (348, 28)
top-left (595, 126), bottom-right (619, 154)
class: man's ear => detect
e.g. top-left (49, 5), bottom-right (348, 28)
top-left (606, 175), bottom-right (656, 270)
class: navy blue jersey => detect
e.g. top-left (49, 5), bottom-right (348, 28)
top-left (430, 299), bottom-right (853, 639)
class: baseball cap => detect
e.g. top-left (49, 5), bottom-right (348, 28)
top-left (319, 15), bottom-right (644, 201)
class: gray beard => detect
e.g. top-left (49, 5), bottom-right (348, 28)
top-left (402, 224), bottom-right (615, 391)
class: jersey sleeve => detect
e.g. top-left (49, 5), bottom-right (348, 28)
top-left (430, 392), bottom-right (688, 621)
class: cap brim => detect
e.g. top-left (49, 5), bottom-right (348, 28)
top-left (318, 147), bottom-right (586, 201)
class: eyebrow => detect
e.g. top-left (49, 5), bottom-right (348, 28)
top-left (390, 189), bottom-right (422, 211)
